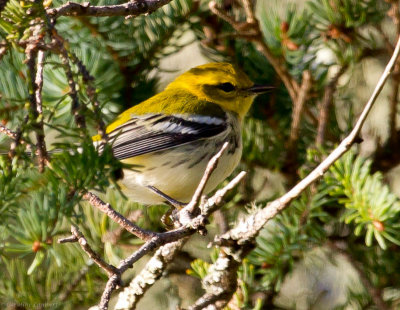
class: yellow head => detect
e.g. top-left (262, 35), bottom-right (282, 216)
top-left (166, 63), bottom-right (270, 119)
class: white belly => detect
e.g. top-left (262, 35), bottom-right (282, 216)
top-left (119, 140), bottom-right (242, 205)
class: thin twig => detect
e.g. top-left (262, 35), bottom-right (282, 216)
top-left (286, 70), bottom-right (312, 164)
top-left (24, 20), bottom-right (49, 172)
top-left (99, 274), bottom-right (120, 310)
top-left (58, 235), bottom-right (78, 243)
top-left (53, 31), bottom-right (86, 129)
top-left (47, 0), bottom-right (174, 18)
top-left (386, 1), bottom-right (400, 148)
top-left (208, 1), bottom-right (300, 103)
top-left (377, 25), bottom-right (394, 52)
top-left (251, 40), bottom-right (300, 103)
top-left (35, 50), bottom-right (45, 115)
top-left (316, 65), bottom-right (348, 146)
top-left (208, 2), bottom-right (244, 31)
top-left (31, 49), bottom-right (49, 171)
top-left (7, 120), bottom-right (24, 160)
top-left (102, 210), bottom-right (143, 244)
top-left (0, 124), bottom-right (17, 139)
top-left (0, 43), bottom-right (7, 61)
top-left (26, 50), bottom-right (45, 170)
top-left (389, 64), bottom-right (400, 147)
top-left (82, 191), bottom-right (156, 241)
top-left (60, 225), bottom-right (120, 278)
top-left (184, 142), bottom-right (229, 215)
top-left (240, 0), bottom-right (256, 24)
top-left (70, 54), bottom-right (107, 142)
top-left (202, 171), bottom-right (247, 214)
top-left (96, 240), bottom-right (164, 308)
top-left (1, 120), bottom-right (32, 158)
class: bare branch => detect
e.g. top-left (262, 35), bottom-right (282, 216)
top-left (382, 1), bottom-right (400, 149)
top-left (389, 64), bottom-right (400, 147)
top-left (184, 142), bottom-right (229, 216)
top-left (98, 275), bottom-right (120, 310)
top-left (32, 49), bottom-right (49, 171)
top-left (26, 50), bottom-right (47, 171)
top-left (240, 0), bottom-right (256, 24)
top-left (102, 210), bottom-right (143, 244)
top-left (60, 225), bottom-right (120, 278)
top-left (201, 171), bottom-right (247, 215)
top-left (0, 124), bottom-right (17, 140)
top-left (285, 70), bottom-right (312, 172)
top-left (0, 43), bottom-right (7, 61)
top-left (208, 1), bottom-right (300, 103)
top-left (96, 238), bottom-right (168, 309)
top-left (35, 50), bottom-right (45, 115)
top-left (82, 191), bottom-right (156, 241)
top-left (316, 65), bottom-right (348, 146)
top-left (0, 121), bottom-right (33, 158)
top-left (58, 235), bottom-right (78, 243)
top-left (377, 25), bottom-right (394, 52)
top-left (188, 246), bottom-right (252, 310)
top-left (252, 39), bottom-right (299, 103)
top-left (207, 2), bottom-right (244, 31)
top-left (114, 238), bottom-right (188, 309)
top-left (65, 51), bottom-right (108, 142)
top-left (47, 0), bottom-right (174, 18)
top-left (25, 23), bottom-right (49, 172)
top-left (52, 31), bottom-right (87, 129)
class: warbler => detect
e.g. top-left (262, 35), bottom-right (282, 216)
top-left (94, 63), bottom-right (270, 206)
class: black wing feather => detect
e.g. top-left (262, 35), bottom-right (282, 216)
top-left (107, 114), bottom-right (227, 160)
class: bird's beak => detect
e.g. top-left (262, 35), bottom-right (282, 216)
top-left (246, 84), bottom-right (275, 94)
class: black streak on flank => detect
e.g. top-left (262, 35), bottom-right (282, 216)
top-left (171, 158), bottom-right (188, 168)
top-left (188, 152), bottom-right (208, 169)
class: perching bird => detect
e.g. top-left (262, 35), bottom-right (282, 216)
top-left (93, 63), bottom-right (271, 206)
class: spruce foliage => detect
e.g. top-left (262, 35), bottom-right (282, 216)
top-left (1, 0), bottom-right (400, 308)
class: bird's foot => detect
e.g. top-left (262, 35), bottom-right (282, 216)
top-left (147, 185), bottom-right (188, 229)
top-left (161, 206), bottom-right (174, 229)
top-left (147, 185), bottom-right (187, 209)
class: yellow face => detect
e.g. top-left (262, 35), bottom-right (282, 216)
top-left (166, 63), bottom-right (256, 118)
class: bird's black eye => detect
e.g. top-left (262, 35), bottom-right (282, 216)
top-left (217, 82), bottom-right (236, 92)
